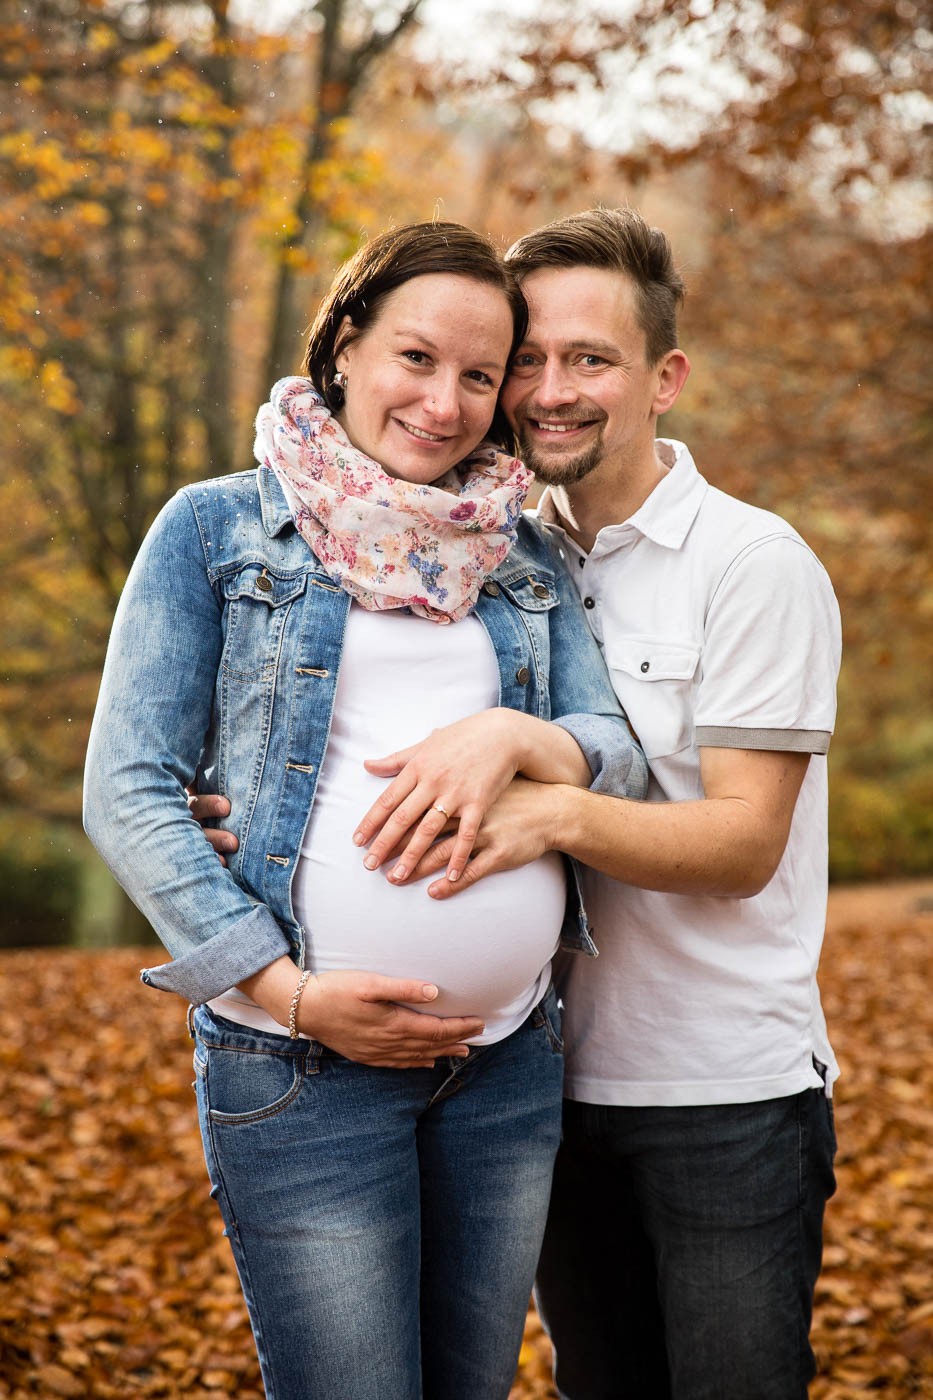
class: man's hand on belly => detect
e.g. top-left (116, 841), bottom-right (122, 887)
top-left (396, 776), bottom-right (559, 901)
top-left (355, 709), bottom-right (587, 887)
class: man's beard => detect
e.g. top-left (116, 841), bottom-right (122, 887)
top-left (516, 424), bottom-right (605, 486)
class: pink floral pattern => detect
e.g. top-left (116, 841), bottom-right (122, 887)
top-left (253, 378), bottom-right (532, 623)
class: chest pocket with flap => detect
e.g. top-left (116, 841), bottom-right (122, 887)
top-left (604, 636), bottom-right (700, 759)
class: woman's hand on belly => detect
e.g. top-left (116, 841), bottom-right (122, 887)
top-left (354, 709), bottom-right (588, 886)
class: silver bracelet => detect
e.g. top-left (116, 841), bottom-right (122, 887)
top-left (288, 969), bottom-right (313, 1039)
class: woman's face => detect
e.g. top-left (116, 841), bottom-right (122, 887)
top-left (334, 273), bottom-right (514, 484)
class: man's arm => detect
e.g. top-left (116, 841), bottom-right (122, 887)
top-left (414, 747), bottom-right (810, 901)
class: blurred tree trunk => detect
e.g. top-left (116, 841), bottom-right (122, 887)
top-left (262, 0), bottom-right (423, 386)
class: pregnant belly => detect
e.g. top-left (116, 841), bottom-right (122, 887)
top-left (291, 850), bottom-right (567, 1043)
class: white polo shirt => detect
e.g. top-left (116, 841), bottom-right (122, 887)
top-left (538, 439), bottom-right (842, 1107)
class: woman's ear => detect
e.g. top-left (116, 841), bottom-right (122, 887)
top-left (334, 316), bottom-right (356, 374)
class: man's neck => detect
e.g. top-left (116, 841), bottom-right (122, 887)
top-left (548, 444), bottom-right (672, 552)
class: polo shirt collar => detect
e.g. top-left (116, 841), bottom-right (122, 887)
top-left (538, 439), bottom-right (708, 553)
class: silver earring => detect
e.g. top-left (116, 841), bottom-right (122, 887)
top-left (324, 370), bottom-right (347, 411)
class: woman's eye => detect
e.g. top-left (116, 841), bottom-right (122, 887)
top-left (465, 370), bottom-right (496, 387)
top-left (403, 350), bottom-right (429, 365)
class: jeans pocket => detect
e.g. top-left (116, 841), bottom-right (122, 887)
top-left (203, 1042), bottom-right (305, 1125)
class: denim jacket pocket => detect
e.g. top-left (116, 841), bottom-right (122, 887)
top-left (218, 565), bottom-right (309, 681)
top-left (496, 573), bottom-right (559, 614)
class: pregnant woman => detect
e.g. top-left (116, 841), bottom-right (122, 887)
top-left (84, 222), bottom-right (646, 1400)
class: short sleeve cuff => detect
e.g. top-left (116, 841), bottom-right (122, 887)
top-left (140, 903), bottom-right (293, 1003)
top-left (695, 725), bottom-right (832, 755)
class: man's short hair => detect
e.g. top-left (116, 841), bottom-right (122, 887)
top-left (505, 207), bottom-right (685, 365)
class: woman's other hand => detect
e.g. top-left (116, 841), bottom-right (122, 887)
top-left (187, 790), bottom-right (239, 867)
top-left (240, 958), bottom-right (485, 1068)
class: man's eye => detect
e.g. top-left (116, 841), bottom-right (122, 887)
top-left (580, 354), bottom-right (606, 367)
top-left (510, 353), bottom-right (537, 369)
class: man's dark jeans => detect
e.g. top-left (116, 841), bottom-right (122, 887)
top-left (535, 1085), bottom-right (837, 1400)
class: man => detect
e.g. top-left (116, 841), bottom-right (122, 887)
top-left (197, 208), bottom-right (841, 1398)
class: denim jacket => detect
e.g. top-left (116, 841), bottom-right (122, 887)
top-left (84, 466), bottom-right (647, 1004)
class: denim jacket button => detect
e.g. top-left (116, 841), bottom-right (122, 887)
top-left (516, 665), bottom-right (530, 685)
top-left (256, 575), bottom-right (273, 593)
top-left (483, 580), bottom-right (501, 597)
top-left (532, 583), bottom-right (549, 598)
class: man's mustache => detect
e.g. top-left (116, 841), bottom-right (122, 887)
top-left (518, 407), bottom-right (607, 426)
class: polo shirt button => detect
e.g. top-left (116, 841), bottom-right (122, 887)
top-left (483, 580), bottom-right (501, 597)
top-left (516, 666), bottom-right (530, 684)
top-left (640, 660), bottom-right (650, 673)
top-left (583, 596), bottom-right (595, 609)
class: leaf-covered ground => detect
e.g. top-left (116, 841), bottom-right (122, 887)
top-left (1, 882), bottom-right (930, 1399)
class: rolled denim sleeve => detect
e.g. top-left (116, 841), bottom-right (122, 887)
top-left (83, 491), bottom-right (293, 1001)
top-left (552, 711), bottom-right (647, 797)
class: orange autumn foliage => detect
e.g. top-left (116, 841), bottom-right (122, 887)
top-left (1, 882), bottom-right (931, 1397)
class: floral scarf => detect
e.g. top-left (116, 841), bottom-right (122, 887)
top-left (253, 377), bottom-right (531, 624)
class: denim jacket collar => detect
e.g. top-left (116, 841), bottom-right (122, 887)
top-left (258, 464), bottom-right (297, 539)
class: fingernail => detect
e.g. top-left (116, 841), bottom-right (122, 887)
top-left (390, 864), bottom-right (407, 882)
top-left (447, 868), bottom-right (460, 882)
top-left (364, 855), bottom-right (379, 871)
top-left (423, 984), bottom-right (438, 1000)
top-left (352, 831), bottom-right (365, 846)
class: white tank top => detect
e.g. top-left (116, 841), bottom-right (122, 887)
top-left (210, 604), bottom-right (566, 1044)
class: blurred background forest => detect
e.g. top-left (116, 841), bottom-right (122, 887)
top-left (0, 0), bottom-right (930, 949)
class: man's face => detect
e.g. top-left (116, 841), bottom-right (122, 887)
top-left (501, 265), bottom-right (663, 486)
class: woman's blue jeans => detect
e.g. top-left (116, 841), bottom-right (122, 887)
top-left (191, 988), bottom-right (564, 1400)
